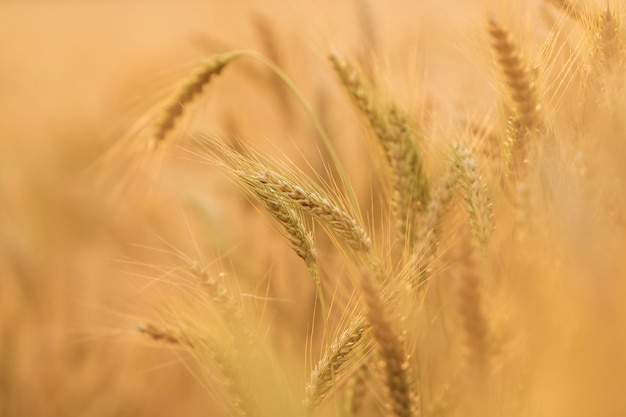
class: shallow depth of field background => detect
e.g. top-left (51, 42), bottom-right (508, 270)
top-left (1, 1), bottom-right (625, 416)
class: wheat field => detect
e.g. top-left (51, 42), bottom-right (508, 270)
top-left (1, 1), bottom-right (626, 416)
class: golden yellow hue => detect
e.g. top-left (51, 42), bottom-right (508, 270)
top-left (2, 1), bottom-right (626, 416)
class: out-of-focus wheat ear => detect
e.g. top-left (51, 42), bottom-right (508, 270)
top-left (597, 5), bottom-right (622, 70)
top-left (355, 0), bottom-right (378, 79)
top-left (488, 16), bottom-right (543, 176)
top-left (387, 105), bottom-right (430, 248)
top-left (453, 144), bottom-right (495, 250)
top-left (190, 263), bottom-right (243, 324)
top-left (360, 270), bottom-right (415, 417)
top-left (137, 322), bottom-right (193, 347)
top-left (235, 166), bottom-right (328, 321)
top-left (138, 322), bottom-right (252, 416)
top-left (150, 53), bottom-right (234, 148)
top-left (303, 318), bottom-right (369, 412)
top-left (457, 230), bottom-right (491, 381)
top-left (512, 180), bottom-right (533, 243)
top-left (252, 169), bottom-right (372, 253)
top-left (425, 378), bottom-right (463, 417)
top-left (236, 169), bottom-right (319, 272)
top-left (251, 14), bottom-right (294, 123)
top-left (546, 0), bottom-right (583, 22)
top-left (343, 364), bottom-right (369, 417)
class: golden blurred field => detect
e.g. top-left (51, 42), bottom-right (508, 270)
top-left (2, 1), bottom-right (626, 416)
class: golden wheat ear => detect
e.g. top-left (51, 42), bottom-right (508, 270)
top-left (329, 54), bottom-right (429, 248)
top-left (151, 53), bottom-right (236, 148)
top-left (596, 5), bottom-right (623, 70)
top-left (455, 230), bottom-right (491, 381)
top-left (546, 0), bottom-right (583, 22)
top-left (453, 143), bottom-right (494, 250)
top-left (303, 318), bottom-right (369, 412)
top-left (488, 16), bottom-right (545, 182)
top-left (359, 269), bottom-right (416, 417)
top-left (137, 321), bottom-right (253, 417)
top-left (488, 16), bottom-right (543, 133)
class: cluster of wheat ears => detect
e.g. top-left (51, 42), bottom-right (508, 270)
top-left (112, 1), bottom-right (626, 416)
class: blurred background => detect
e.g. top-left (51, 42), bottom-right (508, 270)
top-left (2, 1), bottom-right (613, 416)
